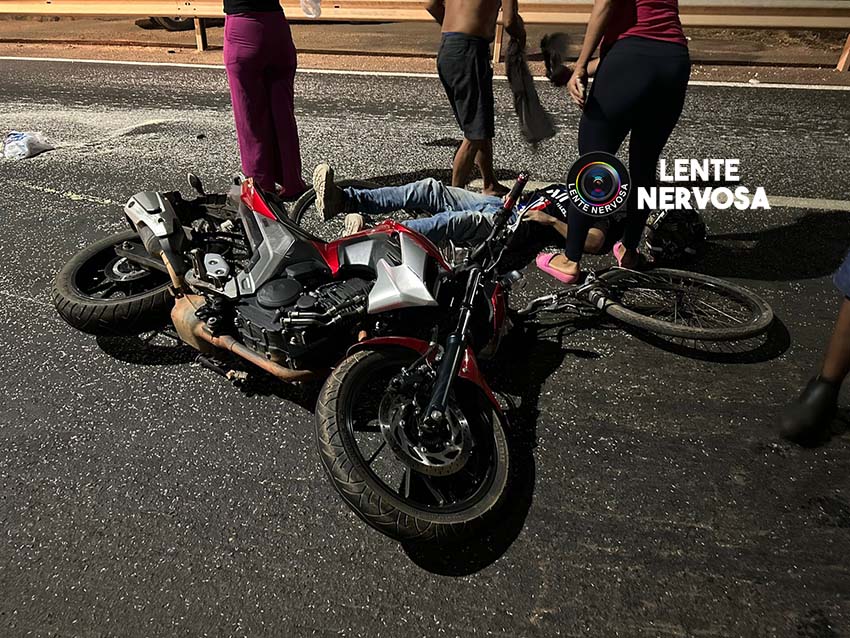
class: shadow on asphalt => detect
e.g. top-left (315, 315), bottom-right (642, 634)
top-left (621, 314), bottom-right (791, 364)
top-left (96, 330), bottom-right (196, 366)
top-left (95, 330), bottom-right (321, 412)
top-left (698, 211), bottom-right (850, 282)
top-left (402, 323), bottom-right (584, 575)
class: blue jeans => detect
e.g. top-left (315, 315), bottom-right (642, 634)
top-left (344, 177), bottom-right (504, 245)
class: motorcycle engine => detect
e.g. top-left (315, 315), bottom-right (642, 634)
top-left (235, 276), bottom-right (373, 367)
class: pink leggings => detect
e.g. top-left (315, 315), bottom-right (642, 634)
top-left (224, 12), bottom-right (307, 196)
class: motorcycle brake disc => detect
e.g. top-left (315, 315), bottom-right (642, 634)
top-left (378, 391), bottom-right (472, 477)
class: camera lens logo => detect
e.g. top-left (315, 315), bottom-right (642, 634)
top-left (566, 152), bottom-right (631, 218)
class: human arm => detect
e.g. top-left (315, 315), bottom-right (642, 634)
top-left (501, 0), bottom-right (526, 47)
top-left (523, 208), bottom-right (568, 239)
top-left (426, 0), bottom-right (445, 25)
top-left (568, 0), bottom-right (614, 108)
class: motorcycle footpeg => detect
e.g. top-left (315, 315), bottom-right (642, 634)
top-left (195, 354), bottom-right (247, 386)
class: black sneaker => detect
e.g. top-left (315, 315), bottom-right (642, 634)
top-left (779, 376), bottom-right (839, 443)
top-left (312, 163), bottom-right (346, 220)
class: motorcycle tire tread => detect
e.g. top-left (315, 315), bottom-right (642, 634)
top-left (316, 349), bottom-right (509, 543)
top-left (51, 230), bottom-right (173, 336)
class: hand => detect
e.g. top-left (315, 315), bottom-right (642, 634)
top-left (568, 65), bottom-right (588, 109)
top-left (506, 16), bottom-right (526, 49)
top-left (522, 208), bottom-right (554, 225)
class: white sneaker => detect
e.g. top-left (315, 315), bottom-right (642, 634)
top-left (312, 163), bottom-right (346, 220)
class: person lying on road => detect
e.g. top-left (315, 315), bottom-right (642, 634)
top-left (312, 163), bottom-right (622, 266)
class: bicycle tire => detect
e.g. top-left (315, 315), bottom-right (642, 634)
top-left (288, 179), bottom-right (377, 241)
top-left (597, 268), bottom-right (774, 341)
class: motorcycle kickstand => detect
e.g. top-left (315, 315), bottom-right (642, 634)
top-left (195, 354), bottom-right (248, 387)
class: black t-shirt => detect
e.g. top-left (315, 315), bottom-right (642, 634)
top-left (508, 184), bottom-right (571, 253)
top-left (504, 183), bottom-right (624, 269)
top-left (224, 0), bottom-right (281, 15)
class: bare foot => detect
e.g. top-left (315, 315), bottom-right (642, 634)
top-left (482, 182), bottom-right (510, 197)
top-left (548, 253), bottom-right (581, 277)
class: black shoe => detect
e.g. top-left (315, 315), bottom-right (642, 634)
top-left (541, 33), bottom-right (572, 87)
top-left (779, 376), bottom-right (839, 443)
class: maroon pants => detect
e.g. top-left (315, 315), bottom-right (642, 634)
top-left (224, 12), bottom-right (306, 196)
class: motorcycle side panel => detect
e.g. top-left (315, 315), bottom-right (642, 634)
top-left (367, 258), bottom-right (437, 314)
top-left (124, 191), bottom-right (179, 237)
top-left (366, 231), bottom-right (439, 314)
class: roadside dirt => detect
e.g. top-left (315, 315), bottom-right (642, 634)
top-left (0, 17), bottom-right (848, 85)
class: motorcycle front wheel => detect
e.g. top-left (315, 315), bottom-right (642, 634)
top-left (52, 230), bottom-right (173, 335)
top-left (316, 348), bottom-right (510, 542)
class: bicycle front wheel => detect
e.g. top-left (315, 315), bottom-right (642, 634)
top-left (596, 268), bottom-right (773, 341)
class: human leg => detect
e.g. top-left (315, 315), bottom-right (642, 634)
top-left (266, 15), bottom-right (307, 197)
top-left (438, 34), bottom-right (503, 193)
top-left (549, 43), bottom-right (637, 278)
top-left (619, 50), bottom-right (691, 265)
top-left (780, 299), bottom-right (850, 442)
top-left (403, 210), bottom-right (494, 246)
top-left (224, 15), bottom-right (279, 192)
top-left (780, 252), bottom-right (850, 442)
top-left (346, 177), bottom-right (499, 215)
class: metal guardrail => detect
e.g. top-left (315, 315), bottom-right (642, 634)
top-left (0, 0), bottom-right (848, 69)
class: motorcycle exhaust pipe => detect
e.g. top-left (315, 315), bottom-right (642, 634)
top-left (171, 296), bottom-right (320, 383)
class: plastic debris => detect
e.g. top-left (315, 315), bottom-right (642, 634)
top-left (3, 131), bottom-right (54, 160)
top-left (300, 0), bottom-right (321, 18)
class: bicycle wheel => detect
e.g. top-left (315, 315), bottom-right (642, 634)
top-left (596, 268), bottom-right (773, 341)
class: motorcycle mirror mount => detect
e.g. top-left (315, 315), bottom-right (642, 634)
top-left (187, 172), bottom-right (206, 197)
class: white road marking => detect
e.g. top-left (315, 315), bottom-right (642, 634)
top-left (469, 179), bottom-right (850, 211)
top-left (19, 181), bottom-right (119, 206)
top-left (2, 56), bottom-right (850, 91)
top-left (768, 195), bottom-right (850, 212)
top-left (16, 175), bottom-right (850, 214)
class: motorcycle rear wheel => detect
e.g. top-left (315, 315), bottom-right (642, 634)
top-left (316, 348), bottom-right (510, 542)
top-left (52, 230), bottom-right (173, 335)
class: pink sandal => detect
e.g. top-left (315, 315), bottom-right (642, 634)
top-left (535, 252), bottom-right (580, 284)
top-left (613, 242), bottom-right (646, 269)
top-left (613, 241), bottom-right (627, 267)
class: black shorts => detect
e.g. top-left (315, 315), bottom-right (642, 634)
top-left (437, 33), bottom-right (495, 141)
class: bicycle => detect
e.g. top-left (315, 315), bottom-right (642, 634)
top-left (291, 182), bottom-right (774, 342)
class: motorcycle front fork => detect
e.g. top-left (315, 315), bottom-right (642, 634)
top-left (420, 266), bottom-right (483, 432)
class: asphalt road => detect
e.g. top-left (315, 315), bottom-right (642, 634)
top-left (1, 58), bottom-right (849, 637)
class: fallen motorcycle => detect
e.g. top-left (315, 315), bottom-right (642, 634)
top-left (53, 172), bottom-right (774, 543)
top-left (52, 173), bottom-right (521, 541)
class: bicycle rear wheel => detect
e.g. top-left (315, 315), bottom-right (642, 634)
top-left (597, 268), bottom-right (773, 341)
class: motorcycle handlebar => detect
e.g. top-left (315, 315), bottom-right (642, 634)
top-left (497, 172), bottom-right (530, 224)
top-left (468, 172), bottom-right (530, 265)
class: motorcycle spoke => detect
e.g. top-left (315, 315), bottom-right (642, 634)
top-left (93, 283), bottom-right (120, 299)
top-left (418, 475), bottom-right (447, 506)
top-left (366, 441), bottom-right (386, 465)
top-left (401, 468), bottom-right (412, 499)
